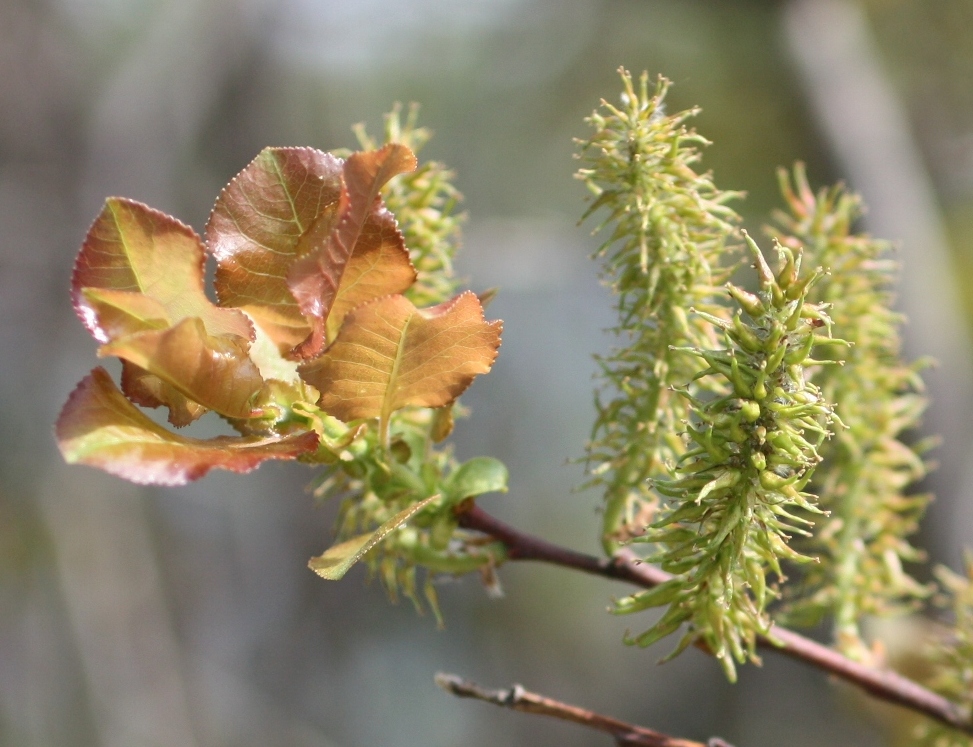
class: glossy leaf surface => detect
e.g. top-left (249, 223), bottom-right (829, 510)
top-left (74, 198), bottom-right (252, 342)
top-left (287, 144), bottom-right (417, 357)
top-left (56, 368), bottom-right (318, 486)
top-left (299, 291), bottom-right (501, 425)
top-left (120, 361), bottom-right (208, 428)
top-left (74, 198), bottom-right (260, 422)
top-left (99, 317), bottom-right (264, 419)
top-left (206, 147), bottom-right (344, 352)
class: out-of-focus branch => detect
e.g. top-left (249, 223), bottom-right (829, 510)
top-left (435, 672), bottom-right (728, 747)
top-left (783, 0), bottom-right (973, 560)
top-left (456, 503), bottom-right (973, 735)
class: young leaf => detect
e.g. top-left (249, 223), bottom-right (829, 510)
top-left (324, 213), bottom-right (418, 342)
top-left (309, 494), bottom-right (440, 580)
top-left (354, 105), bottom-right (465, 308)
top-left (120, 361), bottom-right (208, 427)
top-left (74, 197), bottom-right (252, 343)
top-left (206, 147), bottom-right (345, 353)
top-left (98, 317), bottom-right (264, 420)
top-left (56, 368), bottom-right (318, 486)
top-left (298, 291), bottom-right (501, 438)
top-left (443, 457), bottom-right (509, 505)
top-left (74, 198), bottom-right (259, 423)
top-left (287, 144), bottom-right (418, 358)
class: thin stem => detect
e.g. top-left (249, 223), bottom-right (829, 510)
top-left (435, 672), bottom-right (728, 747)
top-left (456, 503), bottom-right (973, 736)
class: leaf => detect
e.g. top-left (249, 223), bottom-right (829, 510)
top-left (99, 317), bottom-right (264, 419)
top-left (74, 197), bottom-right (252, 343)
top-left (288, 144), bottom-right (418, 358)
top-left (324, 210), bottom-right (417, 342)
top-left (444, 457), bottom-right (509, 504)
top-left (206, 147), bottom-right (345, 353)
top-left (73, 198), bottom-right (260, 423)
top-left (79, 288), bottom-right (169, 340)
top-left (308, 494), bottom-right (440, 580)
top-left (56, 368), bottom-right (319, 486)
top-left (299, 291), bottom-right (502, 430)
top-left (120, 361), bottom-right (208, 427)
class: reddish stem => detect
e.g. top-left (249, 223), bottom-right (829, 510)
top-left (456, 503), bottom-right (972, 735)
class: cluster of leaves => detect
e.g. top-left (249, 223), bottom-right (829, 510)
top-left (56, 128), bottom-right (508, 601)
top-left (615, 235), bottom-right (839, 679)
top-left (576, 69), bottom-right (741, 554)
top-left (768, 165), bottom-right (932, 658)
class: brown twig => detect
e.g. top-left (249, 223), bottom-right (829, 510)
top-left (456, 503), bottom-right (973, 735)
top-left (435, 672), bottom-right (730, 747)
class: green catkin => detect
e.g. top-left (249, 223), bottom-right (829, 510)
top-left (618, 234), bottom-right (839, 681)
top-left (914, 555), bottom-right (973, 747)
top-left (770, 164), bottom-right (931, 658)
top-left (577, 68), bottom-right (741, 553)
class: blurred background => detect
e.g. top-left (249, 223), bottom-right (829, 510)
top-left (3, 0), bottom-right (973, 745)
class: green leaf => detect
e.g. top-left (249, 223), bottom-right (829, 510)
top-left (308, 494), bottom-right (440, 580)
top-left (56, 368), bottom-right (319, 485)
top-left (444, 457), bottom-right (508, 504)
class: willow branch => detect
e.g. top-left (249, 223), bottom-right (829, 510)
top-left (435, 672), bottom-right (729, 747)
top-left (456, 503), bottom-right (973, 735)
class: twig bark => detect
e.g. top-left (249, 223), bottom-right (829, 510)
top-left (435, 672), bottom-right (730, 747)
top-left (456, 503), bottom-right (973, 736)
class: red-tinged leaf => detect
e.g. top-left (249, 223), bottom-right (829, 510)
top-left (79, 288), bottom-right (169, 339)
top-left (73, 197), bottom-right (252, 343)
top-left (288, 144), bottom-right (418, 358)
top-left (121, 361), bottom-right (207, 427)
top-left (56, 368), bottom-right (319, 486)
top-left (100, 317), bottom-right (264, 420)
top-left (308, 494), bottom-right (440, 580)
top-left (206, 147), bottom-right (345, 353)
top-left (325, 209), bottom-right (417, 341)
top-left (299, 291), bottom-right (501, 433)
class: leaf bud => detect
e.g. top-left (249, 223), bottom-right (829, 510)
top-left (776, 244), bottom-right (798, 290)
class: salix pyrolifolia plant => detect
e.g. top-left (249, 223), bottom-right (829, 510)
top-left (56, 67), bottom-right (973, 745)
top-left (56, 112), bottom-right (509, 618)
